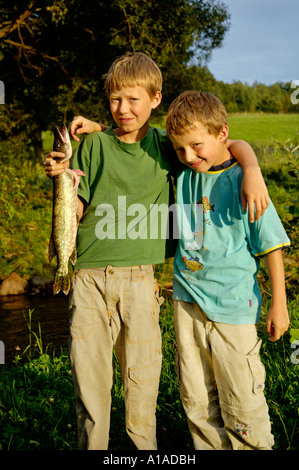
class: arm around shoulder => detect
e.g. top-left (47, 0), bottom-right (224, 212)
top-left (70, 116), bottom-right (108, 142)
top-left (227, 139), bottom-right (270, 223)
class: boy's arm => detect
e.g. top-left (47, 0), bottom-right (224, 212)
top-left (70, 116), bottom-right (108, 142)
top-left (227, 139), bottom-right (270, 223)
top-left (264, 249), bottom-right (289, 342)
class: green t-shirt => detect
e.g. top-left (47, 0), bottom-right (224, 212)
top-left (70, 126), bottom-right (176, 268)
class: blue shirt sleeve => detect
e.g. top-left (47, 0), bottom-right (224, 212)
top-left (243, 199), bottom-right (290, 257)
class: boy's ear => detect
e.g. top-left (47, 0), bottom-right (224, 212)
top-left (218, 125), bottom-right (229, 142)
top-left (152, 91), bottom-right (162, 109)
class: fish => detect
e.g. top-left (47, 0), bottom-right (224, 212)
top-left (197, 196), bottom-right (215, 214)
top-left (182, 256), bottom-right (203, 272)
top-left (48, 124), bottom-right (85, 295)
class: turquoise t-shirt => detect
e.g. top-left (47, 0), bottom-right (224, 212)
top-left (173, 161), bottom-right (290, 325)
top-left (70, 126), bottom-right (177, 268)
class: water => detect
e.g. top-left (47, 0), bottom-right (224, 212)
top-left (0, 293), bottom-right (70, 365)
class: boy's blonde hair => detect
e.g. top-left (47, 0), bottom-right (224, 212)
top-left (166, 91), bottom-right (228, 137)
top-left (104, 52), bottom-right (163, 97)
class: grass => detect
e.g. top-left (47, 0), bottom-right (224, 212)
top-left (228, 113), bottom-right (299, 145)
top-left (0, 113), bottom-right (298, 450)
top-left (0, 298), bottom-right (298, 450)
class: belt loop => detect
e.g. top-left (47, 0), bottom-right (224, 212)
top-left (131, 265), bottom-right (138, 281)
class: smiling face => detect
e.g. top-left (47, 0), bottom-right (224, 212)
top-left (170, 122), bottom-right (230, 173)
top-left (109, 86), bottom-right (161, 143)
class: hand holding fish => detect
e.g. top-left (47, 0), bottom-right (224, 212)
top-left (44, 151), bottom-right (70, 178)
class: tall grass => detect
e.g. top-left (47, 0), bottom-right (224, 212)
top-left (0, 299), bottom-right (298, 450)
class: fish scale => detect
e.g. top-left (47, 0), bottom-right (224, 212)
top-left (48, 125), bottom-right (84, 295)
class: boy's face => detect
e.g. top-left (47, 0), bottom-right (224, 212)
top-left (109, 85), bottom-right (161, 143)
top-left (170, 122), bottom-right (229, 173)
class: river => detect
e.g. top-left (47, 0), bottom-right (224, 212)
top-left (0, 293), bottom-right (70, 365)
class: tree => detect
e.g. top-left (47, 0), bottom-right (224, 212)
top-left (0, 0), bottom-right (230, 161)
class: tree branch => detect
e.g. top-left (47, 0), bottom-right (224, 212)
top-left (0, 1), bottom-right (39, 40)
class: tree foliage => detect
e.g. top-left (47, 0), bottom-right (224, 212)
top-left (0, 1), bottom-right (297, 165)
top-left (0, 0), bottom-right (230, 160)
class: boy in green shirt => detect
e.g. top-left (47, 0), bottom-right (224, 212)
top-left (44, 52), bottom-right (269, 450)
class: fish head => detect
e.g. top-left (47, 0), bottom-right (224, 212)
top-left (53, 124), bottom-right (72, 162)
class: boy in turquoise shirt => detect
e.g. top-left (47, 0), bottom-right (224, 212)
top-left (44, 53), bottom-right (270, 450)
top-left (166, 90), bottom-right (290, 450)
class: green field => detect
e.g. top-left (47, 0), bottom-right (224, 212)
top-left (228, 113), bottom-right (299, 145)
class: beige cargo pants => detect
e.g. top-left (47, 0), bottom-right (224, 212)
top-left (173, 300), bottom-right (274, 450)
top-left (69, 266), bottom-right (163, 450)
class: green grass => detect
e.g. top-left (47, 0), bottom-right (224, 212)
top-left (0, 299), bottom-right (298, 450)
top-left (228, 113), bottom-right (299, 145)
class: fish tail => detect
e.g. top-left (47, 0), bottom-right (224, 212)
top-left (53, 273), bottom-right (70, 295)
top-left (211, 204), bottom-right (215, 212)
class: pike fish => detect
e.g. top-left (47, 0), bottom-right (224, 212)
top-left (48, 124), bottom-right (84, 295)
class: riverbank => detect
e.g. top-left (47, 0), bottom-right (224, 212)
top-left (0, 298), bottom-right (298, 450)
top-left (0, 293), bottom-right (69, 365)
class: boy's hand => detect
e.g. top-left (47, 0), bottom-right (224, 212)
top-left (266, 303), bottom-right (290, 342)
top-left (69, 116), bottom-right (105, 142)
top-left (241, 167), bottom-right (270, 223)
top-left (44, 152), bottom-right (70, 178)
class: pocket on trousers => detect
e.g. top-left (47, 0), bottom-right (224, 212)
top-left (142, 275), bottom-right (164, 316)
top-left (69, 271), bottom-right (95, 341)
top-left (125, 274), bottom-right (162, 344)
top-left (128, 358), bottom-right (162, 426)
top-left (247, 339), bottom-right (266, 395)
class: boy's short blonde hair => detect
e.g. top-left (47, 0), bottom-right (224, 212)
top-left (104, 52), bottom-right (163, 97)
top-left (166, 91), bottom-right (228, 137)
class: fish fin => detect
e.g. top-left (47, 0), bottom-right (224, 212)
top-left (53, 274), bottom-right (70, 295)
top-left (72, 169), bottom-right (85, 177)
top-left (70, 245), bottom-right (77, 266)
top-left (48, 236), bottom-right (56, 262)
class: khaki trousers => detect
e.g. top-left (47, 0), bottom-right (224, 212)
top-left (173, 300), bottom-right (274, 450)
top-left (69, 266), bottom-right (163, 450)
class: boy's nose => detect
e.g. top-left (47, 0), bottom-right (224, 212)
top-left (118, 100), bottom-right (129, 114)
top-left (184, 148), bottom-right (196, 164)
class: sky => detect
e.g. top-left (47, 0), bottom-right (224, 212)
top-left (208, 0), bottom-right (299, 85)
